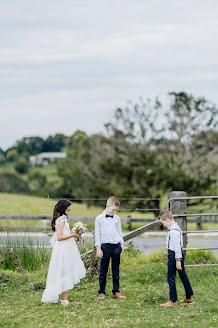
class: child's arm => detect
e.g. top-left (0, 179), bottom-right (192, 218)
top-left (171, 231), bottom-right (182, 270)
top-left (95, 217), bottom-right (103, 258)
top-left (56, 220), bottom-right (80, 241)
top-left (116, 217), bottom-right (124, 253)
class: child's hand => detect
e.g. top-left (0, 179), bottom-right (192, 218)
top-left (176, 261), bottom-right (182, 271)
top-left (71, 232), bottom-right (81, 239)
top-left (96, 247), bottom-right (103, 258)
top-left (121, 244), bottom-right (124, 255)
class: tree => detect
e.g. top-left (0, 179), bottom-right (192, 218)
top-left (15, 156), bottom-right (28, 174)
top-left (56, 133), bottom-right (110, 201)
top-left (103, 92), bottom-right (218, 200)
top-left (56, 92), bottom-right (218, 213)
top-left (6, 148), bottom-right (18, 162)
top-left (0, 148), bottom-right (5, 163)
top-left (0, 171), bottom-right (29, 193)
top-left (42, 134), bottom-right (67, 152)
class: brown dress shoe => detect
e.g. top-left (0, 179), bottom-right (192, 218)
top-left (113, 293), bottom-right (126, 299)
top-left (98, 293), bottom-right (105, 300)
top-left (180, 297), bottom-right (195, 304)
top-left (160, 300), bottom-right (178, 307)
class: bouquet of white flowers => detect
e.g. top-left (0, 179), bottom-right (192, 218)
top-left (72, 221), bottom-right (87, 235)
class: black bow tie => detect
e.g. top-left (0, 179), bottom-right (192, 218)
top-left (106, 214), bottom-right (114, 218)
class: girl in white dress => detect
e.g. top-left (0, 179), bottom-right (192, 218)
top-left (41, 199), bottom-right (86, 305)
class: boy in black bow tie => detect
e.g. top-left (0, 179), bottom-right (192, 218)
top-left (95, 196), bottom-right (126, 300)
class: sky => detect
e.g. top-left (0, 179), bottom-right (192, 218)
top-left (0, 0), bottom-right (218, 150)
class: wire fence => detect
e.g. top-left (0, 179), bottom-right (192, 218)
top-left (0, 194), bottom-right (217, 267)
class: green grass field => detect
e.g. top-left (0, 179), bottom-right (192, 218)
top-left (0, 249), bottom-right (217, 328)
top-left (0, 193), bottom-right (217, 232)
top-left (0, 192), bottom-right (155, 217)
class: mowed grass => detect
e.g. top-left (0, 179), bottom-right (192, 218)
top-left (0, 250), bottom-right (217, 328)
top-left (0, 193), bottom-right (155, 232)
top-left (0, 193), bottom-right (154, 217)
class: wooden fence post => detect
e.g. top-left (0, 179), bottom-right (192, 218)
top-left (196, 216), bottom-right (202, 230)
top-left (126, 215), bottom-right (132, 231)
top-left (169, 191), bottom-right (188, 251)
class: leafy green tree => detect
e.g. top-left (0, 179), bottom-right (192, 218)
top-left (16, 137), bottom-right (44, 155)
top-left (0, 171), bottom-right (29, 193)
top-left (42, 133), bottom-right (67, 152)
top-left (104, 92), bottom-right (218, 199)
top-left (15, 156), bottom-right (28, 174)
top-left (0, 148), bottom-right (5, 163)
top-left (6, 148), bottom-right (18, 162)
top-left (56, 92), bottom-right (217, 214)
top-left (16, 140), bottom-right (32, 156)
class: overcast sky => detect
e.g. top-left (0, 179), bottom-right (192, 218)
top-left (0, 0), bottom-right (218, 150)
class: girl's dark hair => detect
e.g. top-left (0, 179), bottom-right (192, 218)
top-left (51, 199), bottom-right (71, 231)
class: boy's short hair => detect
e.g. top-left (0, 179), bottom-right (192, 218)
top-left (158, 210), bottom-right (173, 221)
top-left (106, 196), bottom-right (120, 207)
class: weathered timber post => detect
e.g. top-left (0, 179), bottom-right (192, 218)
top-left (169, 191), bottom-right (188, 253)
top-left (126, 215), bottom-right (132, 231)
top-left (196, 216), bottom-right (202, 230)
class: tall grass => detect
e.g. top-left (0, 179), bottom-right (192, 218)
top-left (0, 238), bottom-right (50, 271)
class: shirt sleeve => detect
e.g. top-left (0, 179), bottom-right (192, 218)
top-left (170, 230), bottom-right (182, 259)
top-left (94, 216), bottom-right (101, 246)
top-left (116, 217), bottom-right (124, 244)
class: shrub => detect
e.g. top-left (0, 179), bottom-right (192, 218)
top-left (5, 148), bottom-right (18, 162)
top-left (28, 170), bottom-right (47, 194)
top-left (0, 171), bottom-right (29, 193)
top-left (15, 156), bottom-right (28, 174)
top-left (186, 249), bottom-right (217, 264)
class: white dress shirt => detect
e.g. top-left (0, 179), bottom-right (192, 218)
top-left (95, 210), bottom-right (124, 247)
top-left (166, 223), bottom-right (183, 259)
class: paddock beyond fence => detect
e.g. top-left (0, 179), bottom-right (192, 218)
top-left (0, 213), bottom-right (218, 233)
top-left (0, 192), bottom-right (217, 266)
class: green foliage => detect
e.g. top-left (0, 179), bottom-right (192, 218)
top-left (0, 271), bottom-right (10, 284)
top-left (0, 171), bottom-right (29, 193)
top-left (5, 148), bottom-right (18, 162)
top-left (1, 92), bottom-right (217, 201)
top-left (42, 133), bottom-right (67, 152)
top-left (15, 156), bottom-right (28, 174)
top-left (16, 136), bottom-right (44, 155)
top-left (19, 246), bottom-right (50, 271)
top-left (15, 134), bottom-right (67, 157)
top-left (186, 250), bottom-right (217, 264)
top-left (0, 147), bottom-right (5, 163)
top-left (28, 169), bottom-right (47, 194)
top-left (0, 242), bottom-right (50, 272)
top-left (54, 92), bottom-right (217, 211)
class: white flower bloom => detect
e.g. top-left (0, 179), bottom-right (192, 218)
top-left (72, 221), bottom-right (87, 234)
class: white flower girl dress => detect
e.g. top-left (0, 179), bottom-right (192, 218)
top-left (41, 215), bottom-right (86, 303)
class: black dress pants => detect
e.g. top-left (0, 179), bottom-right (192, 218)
top-left (168, 250), bottom-right (194, 302)
top-left (98, 243), bottom-right (122, 295)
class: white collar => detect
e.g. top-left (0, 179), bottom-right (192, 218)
top-left (102, 210), bottom-right (115, 217)
top-left (169, 223), bottom-right (179, 231)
